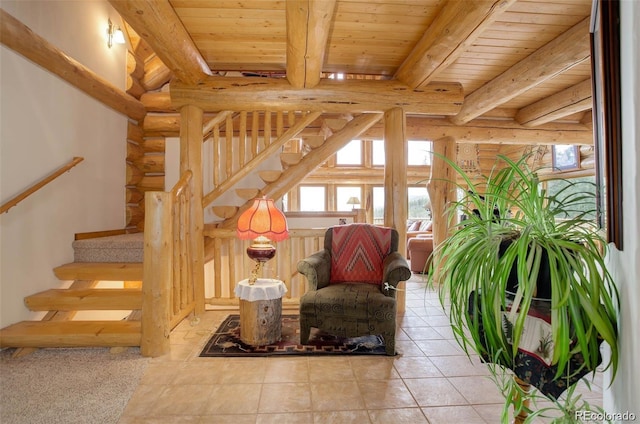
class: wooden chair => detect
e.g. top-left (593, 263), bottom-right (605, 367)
top-left (297, 224), bottom-right (411, 355)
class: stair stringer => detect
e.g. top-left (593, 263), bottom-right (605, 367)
top-left (202, 111), bottom-right (322, 210)
top-left (219, 112), bottom-right (384, 229)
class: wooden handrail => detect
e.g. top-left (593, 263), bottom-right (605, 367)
top-left (1, 157), bottom-right (84, 214)
top-left (171, 170), bottom-right (192, 198)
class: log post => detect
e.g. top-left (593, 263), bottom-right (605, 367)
top-left (383, 108), bottom-right (408, 241)
top-left (427, 136), bottom-right (457, 281)
top-left (179, 104), bottom-right (206, 315)
top-left (384, 107), bottom-right (408, 311)
top-left (141, 192), bottom-right (172, 357)
top-left (239, 298), bottom-right (282, 345)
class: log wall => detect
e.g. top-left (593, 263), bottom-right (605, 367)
top-left (125, 40), bottom-right (171, 231)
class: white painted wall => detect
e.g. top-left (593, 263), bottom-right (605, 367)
top-left (0, 1), bottom-right (127, 327)
top-left (166, 136), bottom-right (286, 224)
top-left (604, 0), bottom-right (640, 419)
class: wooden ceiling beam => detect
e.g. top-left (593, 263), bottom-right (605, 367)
top-left (395, 0), bottom-right (515, 89)
top-left (109, 0), bottom-right (212, 85)
top-left (451, 17), bottom-right (591, 125)
top-left (171, 77), bottom-right (463, 114)
top-left (286, 0), bottom-right (337, 88)
top-left (515, 78), bottom-right (592, 127)
top-left (0, 9), bottom-right (146, 121)
top-left (361, 117), bottom-right (593, 145)
top-left (141, 108), bottom-right (592, 144)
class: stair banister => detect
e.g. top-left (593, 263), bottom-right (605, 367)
top-left (141, 170), bottom-right (193, 357)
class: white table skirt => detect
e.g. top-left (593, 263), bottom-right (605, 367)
top-left (234, 278), bottom-right (287, 301)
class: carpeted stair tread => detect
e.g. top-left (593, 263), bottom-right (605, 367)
top-left (54, 262), bottom-right (143, 281)
top-left (0, 320), bottom-right (141, 348)
top-left (72, 233), bottom-right (144, 263)
top-left (25, 288), bottom-right (142, 311)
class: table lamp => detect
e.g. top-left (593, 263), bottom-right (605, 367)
top-left (347, 196), bottom-right (360, 210)
top-left (236, 197), bottom-right (289, 284)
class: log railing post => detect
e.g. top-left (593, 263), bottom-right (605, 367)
top-left (141, 191), bottom-right (173, 357)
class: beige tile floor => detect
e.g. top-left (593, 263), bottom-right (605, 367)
top-left (118, 275), bottom-right (603, 424)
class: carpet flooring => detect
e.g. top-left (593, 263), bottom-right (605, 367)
top-left (199, 314), bottom-right (387, 357)
top-left (0, 347), bottom-right (150, 424)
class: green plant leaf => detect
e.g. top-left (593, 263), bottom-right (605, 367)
top-left (426, 151), bottom-right (619, 399)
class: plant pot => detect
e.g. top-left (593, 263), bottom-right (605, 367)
top-left (469, 288), bottom-right (603, 400)
top-left (499, 238), bottom-right (552, 300)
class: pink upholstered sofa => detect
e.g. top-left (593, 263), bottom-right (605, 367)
top-left (407, 219), bottom-right (432, 239)
top-left (406, 220), bottom-right (434, 273)
top-left (406, 235), bottom-right (433, 273)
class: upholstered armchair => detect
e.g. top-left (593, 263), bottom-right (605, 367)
top-left (297, 224), bottom-right (411, 355)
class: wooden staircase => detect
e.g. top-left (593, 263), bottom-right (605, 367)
top-left (220, 114), bottom-right (382, 228)
top-left (0, 253), bottom-right (144, 352)
top-left (206, 111), bottom-right (382, 228)
top-left (209, 128), bottom-right (330, 222)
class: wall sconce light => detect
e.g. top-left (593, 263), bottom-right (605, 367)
top-left (107, 19), bottom-right (125, 48)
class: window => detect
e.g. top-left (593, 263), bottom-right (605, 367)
top-left (408, 141), bottom-right (433, 166)
top-left (372, 186), bottom-right (385, 225)
top-left (408, 187), bottom-right (430, 219)
top-left (546, 176), bottom-right (597, 220)
top-left (372, 139), bottom-right (385, 166)
top-left (336, 186), bottom-right (362, 211)
top-left (299, 186), bottom-right (326, 211)
top-left (552, 145), bottom-right (580, 171)
top-left (336, 139), bottom-right (362, 165)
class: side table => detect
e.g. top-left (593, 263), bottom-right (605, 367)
top-left (234, 278), bottom-right (287, 345)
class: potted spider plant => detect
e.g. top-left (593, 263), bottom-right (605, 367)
top-left (427, 154), bottom-right (618, 421)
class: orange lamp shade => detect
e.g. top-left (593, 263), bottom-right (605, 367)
top-left (236, 197), bottom-right (289, 242)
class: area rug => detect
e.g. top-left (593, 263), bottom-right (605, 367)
top-left (199, 314), bottom-right (387, 357)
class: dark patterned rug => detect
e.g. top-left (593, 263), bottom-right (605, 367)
top-left (199, 314), bottom-right (387, 357)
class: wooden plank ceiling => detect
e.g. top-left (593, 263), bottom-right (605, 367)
top-left (113, 0), bottom-right (594, 127)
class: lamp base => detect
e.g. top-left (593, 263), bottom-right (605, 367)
top-left (248, 260), bottom-right (264, 285)
top-left (246, 238), bottom-right (276, 285)
top-left (246, 245), bottom-right (276, 262)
